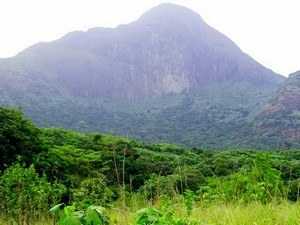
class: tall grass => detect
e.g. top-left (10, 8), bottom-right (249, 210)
top-left (191, 201), bottom-right (300, 224)
top-left (2, 199), bottom-right (300, 224)
top-left (109, 201), bottom-right (300, 225)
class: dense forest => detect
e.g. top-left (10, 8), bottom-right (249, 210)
top-left (1, 105), bottom-right (300, 224)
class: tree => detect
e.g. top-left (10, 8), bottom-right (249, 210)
top-left (0, 106), bottom-right (44, 172)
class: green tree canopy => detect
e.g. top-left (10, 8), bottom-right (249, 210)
top-left (0, 106), bottom-right (44, 172)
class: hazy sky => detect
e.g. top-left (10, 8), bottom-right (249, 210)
top-left (0, 0), bottom-right (299, 76)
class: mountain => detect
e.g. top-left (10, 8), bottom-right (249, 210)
top-left (0, 3), bottom-right (283, 100)
top-left (251, 72), bottom-right (300, 148)
top-left (0, 3), bottom-right (297, 149)
top-left (265, 71), bottom-right (300, 112)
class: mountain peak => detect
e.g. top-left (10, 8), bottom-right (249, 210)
top-left (138, 3), bottom-right (206, 27)
top-left (2, 3), bottom-right (284, 101)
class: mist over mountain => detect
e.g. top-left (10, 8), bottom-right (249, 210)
top-left (0, 3), bottom-right (298, 149)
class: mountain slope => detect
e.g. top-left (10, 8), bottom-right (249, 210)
top-left (265, 71), bottom-right (300, 112)
top-left (251, 72), bottom-right (300, 148)
top-left (0, 3), bottom-right (296, 149)
top-left (1, 3), bottom-right (283, 100)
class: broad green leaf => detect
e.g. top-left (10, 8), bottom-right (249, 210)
top-left (137, 216), bottom-right (149, 224)
top-left (59, 215), bottom-right (81, 225)
top-left (85, 209), bottom-right (102, 225)
top-left (64, 205), bottom-right (76, 216)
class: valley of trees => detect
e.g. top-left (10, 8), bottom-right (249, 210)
top-left (1, 105), bottom-right (300, 224)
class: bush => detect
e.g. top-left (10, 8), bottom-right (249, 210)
top-left (0, 164), bottom-right (66, 224)
top-left (199, 152), bottom-right (285, 204)
top-left (71, 177), bottom-right (114, 208)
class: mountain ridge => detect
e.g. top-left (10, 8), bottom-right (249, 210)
top-left (0, 3), bottom-right (298, 149)
top-left (9, 3), bottom-right (284, 100)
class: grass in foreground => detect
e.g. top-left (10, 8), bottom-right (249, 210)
top-left (1, 201), bottom-right (300, 225)
top-left (190, 202), bottom-right (300, 224)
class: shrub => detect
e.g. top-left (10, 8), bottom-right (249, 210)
top-left (199, 152), bottom-right (285, 204)
top-left (0, 164), bottom-right (66, 224)
top-left (71, 177), bottom-right (114, 208)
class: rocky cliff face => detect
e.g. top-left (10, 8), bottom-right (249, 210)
top-left (3, 3), bottom-right (284, 101)
top-left (253, 72), bottom-right (300, 145)
top-left (265, 71), bottom-right (300, 112)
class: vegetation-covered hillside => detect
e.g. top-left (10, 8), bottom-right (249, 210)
top-left (1, 4), bottom-right (296, 150)
top-left (252, 71), bottom-right (300, 148)
top-left (1, 105), bottom-right (300, 224)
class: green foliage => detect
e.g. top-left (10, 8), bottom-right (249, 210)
top-left (199, 152), bottom-right (285, 204)
top-left (287, 178), bottom-right (300, 201)
top-left (50, 204), bottom-right (109, 225)
top-left (183, 190), bottom-right (195, 221)
top-left (135, 207), bottom-right (184, 225)
top-left (140, 174), bottom-right (181, 198)
top-left (3, 75), bottom-right (296, 150)
top-left (0, 164), bottom-right (66, 224)
top-left (0, 106), bottom-right (44, 172)
top-left (0, 105), bottom-right (300, 224)
top-left (72, 177), bottom-right (114, 208)
top-left (41, 145), bottom-right (102, 181)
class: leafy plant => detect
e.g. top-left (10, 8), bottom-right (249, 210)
top-left (183, 190), bottom-right (195, 222)
top-left (135, 207), bottom-right (183, 225)
top-left (50, 204), bottom-right (110, 225)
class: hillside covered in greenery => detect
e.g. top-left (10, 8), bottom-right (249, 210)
top-left (1, 105), bottom-right (300, 224)
top-left (1, 4), bottom-right (298, 150)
